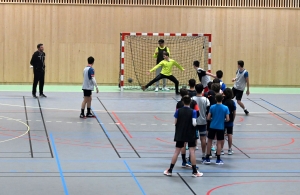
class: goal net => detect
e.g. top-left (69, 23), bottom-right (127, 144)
top-left (119, 33), bottom-right (211, 91)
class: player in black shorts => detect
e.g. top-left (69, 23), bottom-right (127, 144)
top-left (164, 96), bottom-right (203, 177)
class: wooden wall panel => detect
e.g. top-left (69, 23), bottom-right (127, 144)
top-left (0, 5), bottom-right (300, 85)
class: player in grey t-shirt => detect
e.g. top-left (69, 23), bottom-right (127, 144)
top-left (80, 56), bottom-right (99, 118)
top-left (192, 84), bottom-right (210, 160)
top-left (232, 60), bottom-right (250, 115)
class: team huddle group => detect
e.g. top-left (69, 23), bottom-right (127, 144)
top-left (141, 39), bottom-right (250, 177)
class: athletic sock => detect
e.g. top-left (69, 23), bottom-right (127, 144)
top-left (81, 109), bottom-right (84, 115)
top-left (202, 153), bottom-right (206, 158)
top-left (244, 108), bottom-right (247, 110)
top-left (87, 108), bottom-right (91, 114)
top-left (169, 164), bottom-right (175, 172)
top-left (217, 155), bottom-right (221, 160)
top-left (181, 154), bottom-right (186, 163)
top-left (192, 165), bottom-right (197, 173)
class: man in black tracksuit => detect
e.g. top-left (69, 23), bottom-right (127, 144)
top-left (30, 43), bottom-right (46, 98)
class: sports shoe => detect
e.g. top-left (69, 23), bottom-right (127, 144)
top-left (155, 87), bottom-right (159, 92)
top-left (162, 87), bottom-right (170, 91)
top-left (80, 113), bottom-right (86, 119)
top-left (196, 146), bottom-right (199, 150)
top-left (244, 109), bottom-right (249, 115)
top-left (228, 149), bottom-right (234, 155)
top-left (182, 162), bottom-right (191, 168)
top-left (211, 146), bottom-right (216, 151)
top-left (192, 171), bottom-right (203, 177)
top-left (40, 94), bottom-right (47, 98)
top-left (203, 159), bottom-right (211, 165)
top-left (163, 169), bottom-right (172, 176)
top-left (86, 113), bottom-right (95, 118)
top-left (216, 159), bottom-right (224, 165)
top-left (186, 162), bottom-right (198, 169)
top-left (200, 157), bottom-right (206, 164)
top-left (32, 94), bottom-right (37, 98)
top-left (221, 150), bottom-right (225, 155)
top-left (186, 145), bottom-right (189, 150)
top-left (141, 86), bottom-right (146, 91)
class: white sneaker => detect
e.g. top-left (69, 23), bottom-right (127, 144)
top-left (155, 87), bottom-right (159, 92)
top-left (221, 150), bottom-right (225, 155)
top-left (196, 146), bottom-right (199, 150)
top-left (162, 87), bottom-right (170, 91)
top-left (228, 149), bottom-right (234, 155)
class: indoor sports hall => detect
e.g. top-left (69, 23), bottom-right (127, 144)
top-left (0, 1), bottom-right (300, 195)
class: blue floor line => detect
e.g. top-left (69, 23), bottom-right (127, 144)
top-left (261, 98), bottom-right (300, 120)
top-left (124, 160), bottom-right (146, 195)
top-left (50, 134), bottom-right (69, 195)
top-left (91, 107), bottom-right (111, 138)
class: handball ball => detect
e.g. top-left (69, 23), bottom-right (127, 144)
top-left (128, 78), bottom-right (133, 83)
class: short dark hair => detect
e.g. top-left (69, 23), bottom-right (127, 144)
top-left (238, 60), bottom-right (244, 67)
top-left (37, 43), bottom-right (43, 49)
top-left (182, 95), bottom-right (191, 105)
top-left (211, 83), bottom-right (220, 93)
top-left (195, 84), bottom-right (204, 94)
top-left (213, 78), bottom-right (220, 83)
top-left (215, 93), bottom-right (223, 103)
top-left (158, 39), bottom-right (164, 44)
top-left (193, 61), bottom-right (200, 67)
top-left (207, 81), bottom-right (213, 90)
top-left (87, 56), bottom-right (95, 64)
top-left (163, 51), bottom-right (169, 56)
top-left (188, 79), bottom-right (196, 88)
top-left (216, 70), bottom-right (223, 79)
top-left (223, 88), bottom-right (233, 99)
top-left (180, 88), bottom-right (188, 97)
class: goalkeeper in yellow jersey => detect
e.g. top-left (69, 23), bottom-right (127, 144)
top-left (142, 52), bottom-right (184, 95)
top-left (153, 39), bottom-right (171, 92)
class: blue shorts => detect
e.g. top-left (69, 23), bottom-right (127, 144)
top-left (197, 125), bottom-right (207, 137)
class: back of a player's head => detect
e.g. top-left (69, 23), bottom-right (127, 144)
top-left (223, 88), bottom-right (233, 99)
top-left (188, 79), bottom-right (196, 88)
top-left (180, 88), bottom-right (188, 97)
top-left (207, 81), bottom-right (213, 90)
top-left (216, 70), bottom-right (223, 79)
top-left (158, 39), bottom-right (164, 44)
top-left (87, 56), bottom-right (95, 64)
top-left (215, 93), bottom-right (223, 103)
top-left (193, 61), bottom-right (200, 67)
top-left (211, 83), bottom-right (220, 93)
top-left (237, 60), bottom-right (244, 67)
top-left (213, 78), bottom-right (220, 83)
top-left (163, 51), bottom-right (169, 57)
top-left (195, 84), bottom-right (203, 94)
top-left (182, 95), bottom-right (191, 105)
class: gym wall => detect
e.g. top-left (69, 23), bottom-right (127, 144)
top-left (0, 2), bottom-right (299, 86)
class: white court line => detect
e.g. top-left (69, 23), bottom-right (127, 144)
top-left (77, 122), bottom-right (82, 124)
top-left (267, 124), bottom-right (273, 125)
top-left (151, 124), bottom-right (157, 125)
top-left (66, 122), bottom-right (72, 124)
top-left (36, 120), bottom-right (41, 122)
top-left (277, 124), bottom-right (283, 125)
top-left (257, 124), bottom-right (262, 125)
top-left (141, 124), bottom-right (147, 125)
top-left (46, 121), bottom-right (52, 123)
top-left (162, 124), bottom-right (168, 125)
top-left (56, 121), bottom-right (62, 122)
top-left (246, 124), bottom-right (252, 125)
top-left (1, 102), bottom-right (300, 114)
top-left (236, 124), bottom-right (241, 125)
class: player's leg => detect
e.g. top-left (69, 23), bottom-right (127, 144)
top-left (233, 87), bottom-right (248, 115)
top-left (227, 126), bottom-right (234, 155)
top-left (32, 71), bottom-right (39, 98)
top-left (198, 125), bottom-right (207, 160)
top-left (165, 75), bottom-right (179, 94)
top-left (86, 92), bottom-right (94, 117)
top-left (81, 90), bottom-right (89, 118)
top-left (155, 67), bottom-right (162, 92)
top-left (180, 143), bottom-right (190, 167)
top-left (164, 141), bottom-right (184, 176)
top-left (39, 71), bottom-right (46, 97)
top-left (216, 130), bottom-right (225, 165)
top-left (142, 74), bottom-right (163, 91)
top-left (188, 142), bottom-right (203, 177)
top-left (204, 129), bottom-right (216, 164)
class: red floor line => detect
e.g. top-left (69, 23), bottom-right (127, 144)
top-left (153, 116), bottom-right (173, 123)
top-left (111, 111), bottom-right (133, 138)
top-left (238, 116), bottom-right (244, 122)
top-left (269, 112), bottom-right (300, 130)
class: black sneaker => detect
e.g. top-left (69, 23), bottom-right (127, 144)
top-left (86, 113), bottom-right (96, 118)
top-left (40, 94), bottom-right (47, 98)
top-left (80, 113), bottom-right (86, 119)
top-left (244, 109), bottom-right (249, 115)
top-left (32, 94), bottom-right (37, 98)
